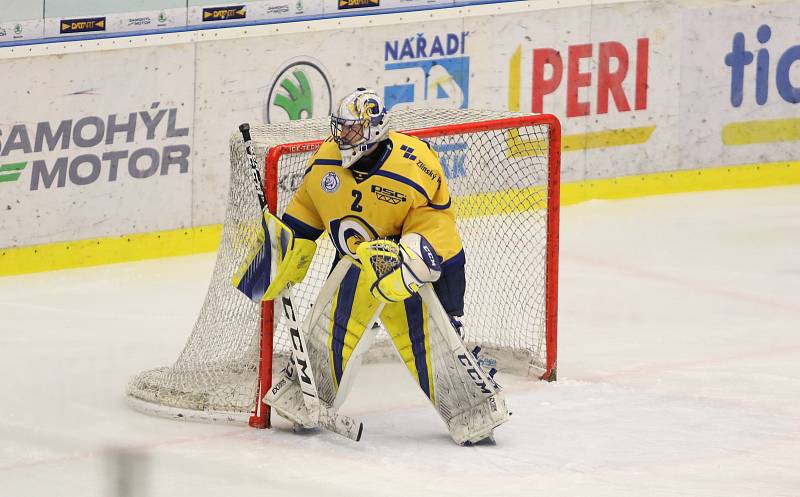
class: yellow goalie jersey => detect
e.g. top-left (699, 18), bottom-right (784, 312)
top-left (283, 130), bottom-right (464, 267)
top-left (282, 130), bottom-right (467, 404)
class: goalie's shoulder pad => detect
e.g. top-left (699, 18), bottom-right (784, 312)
top-left (386, 132), bottom-right (444, 191)
top-left (400, 233), bottom-right (442, 284)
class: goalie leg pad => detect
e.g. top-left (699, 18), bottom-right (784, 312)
top-left (333, 317), bottom-right (379, 409)
top-left (293, 258), bottom-right (383, 407)
top-left (381, 295), bottom-right (435, 401)
top-left (447, 391), bottom-right (511, 445)
top-left (327, 263), bottom-right (383, 388)
top-left (380, 290), bottom-right (511, 445)
top-left (418, 285), bottom-right (511, 445)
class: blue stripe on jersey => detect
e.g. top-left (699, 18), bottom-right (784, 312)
top-left (373, 170), bottom-right (429, 200)
top-left (281, 213), bottom-right (324, 241)
top-left (405, 295), bottom-right (431, 399)
top-left (313, 158), bottom-right (342, 166)
top-left (428, 197), bottom-right (451, 210)
top-left (332, 264), bottom-right (361, 385)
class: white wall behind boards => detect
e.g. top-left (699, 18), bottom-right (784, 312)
top-left (0, 0), bottom-right (797, 249)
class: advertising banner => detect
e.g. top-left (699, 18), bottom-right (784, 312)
top-left (192, 3), bottom-right (682, 208)
top-left (193, 29), bottom-right (342, 225)
top-left (2, 0), bottom-right (797, 251)
top-left (0, 45), bottom-right (195, 247)
top-left (681, 2), bottom-right (800, 169)
top-left (43, 8), bottom-right (187, 38)
top-left (322, 0), bottom-right (452, 14)
top-left (187, 1), bottom-right (324, 26)
top-left (0, 19), bottom-right (44, 43)
top-left (465, 3), bottom-right (682, 182)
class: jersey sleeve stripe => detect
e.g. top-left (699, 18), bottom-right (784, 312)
top-left (441, 248), bottom-right (465, 267)
top-left (313, 158), bottom-right (343, 166)
top-left (428, 197), bottom-right (451, 210)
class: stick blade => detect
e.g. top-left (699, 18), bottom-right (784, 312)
top-left (318, 407), bottom-right (364, 442)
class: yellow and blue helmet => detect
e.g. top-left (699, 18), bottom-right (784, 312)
top-left (330, 87), bottom-right (390, 168)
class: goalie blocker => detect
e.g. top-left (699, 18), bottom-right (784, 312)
top-left (265, 234), bottom-right (511, 445)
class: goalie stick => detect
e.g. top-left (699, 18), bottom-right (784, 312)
top-left (238, 123), bottom-right (363, 442)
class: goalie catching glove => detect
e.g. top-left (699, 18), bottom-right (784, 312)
top-left (356, 233), bottom-right (442, 303)
top-left (231, 212), bottom-right (316, 302)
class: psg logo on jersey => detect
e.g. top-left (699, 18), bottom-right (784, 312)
top-left (321, 172), bottom-right (340, 193)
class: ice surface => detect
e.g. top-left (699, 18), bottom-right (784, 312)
top-left (1, 186), bottom-right (799, 497)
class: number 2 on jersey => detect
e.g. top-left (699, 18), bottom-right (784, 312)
top-left (351, 190), bottom-right (363, 212)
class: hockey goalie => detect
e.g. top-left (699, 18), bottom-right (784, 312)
top-left (234, 88), bottom-right (510, 445)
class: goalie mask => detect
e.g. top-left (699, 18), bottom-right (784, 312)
top-left (330, 88), bottom-right (389, 169)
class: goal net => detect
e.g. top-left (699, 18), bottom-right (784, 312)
top-left (127, 109), bottom-right (560, 427)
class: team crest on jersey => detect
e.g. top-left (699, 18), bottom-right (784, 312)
top-left (321, 172), bottom-right (340, 193)
top-left (329, 215), bottom-right (379, 257)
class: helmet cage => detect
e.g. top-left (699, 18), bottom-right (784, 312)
top-left (330, 115), bottom-right (368, 150)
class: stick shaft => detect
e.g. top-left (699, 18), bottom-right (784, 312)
top-left (238, 123), bottom-right (363, 441)
top-left (239, 123), bottom-right (268, 211)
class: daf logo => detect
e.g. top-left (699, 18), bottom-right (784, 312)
top-left (265, 58), bottom-right (333, 123)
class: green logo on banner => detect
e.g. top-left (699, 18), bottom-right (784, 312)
top-left (0, 162), bottom-right (27, 183)
top-left (265, 60), bottom-right (332, 123)
top-left (273, 71), bottom-right (314, 121)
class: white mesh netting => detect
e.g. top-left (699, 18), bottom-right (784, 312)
top-left (127, 108), bottom-right (557, 423)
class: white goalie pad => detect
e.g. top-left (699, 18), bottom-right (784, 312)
top-left (274, 257), bottom-right (383, 411)
top-left (418, 285), bottom-right (511, 445)
top-left (264, 258), bottom-right (369, 442)
top-left (265, 360), bottom-right (363, 441)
